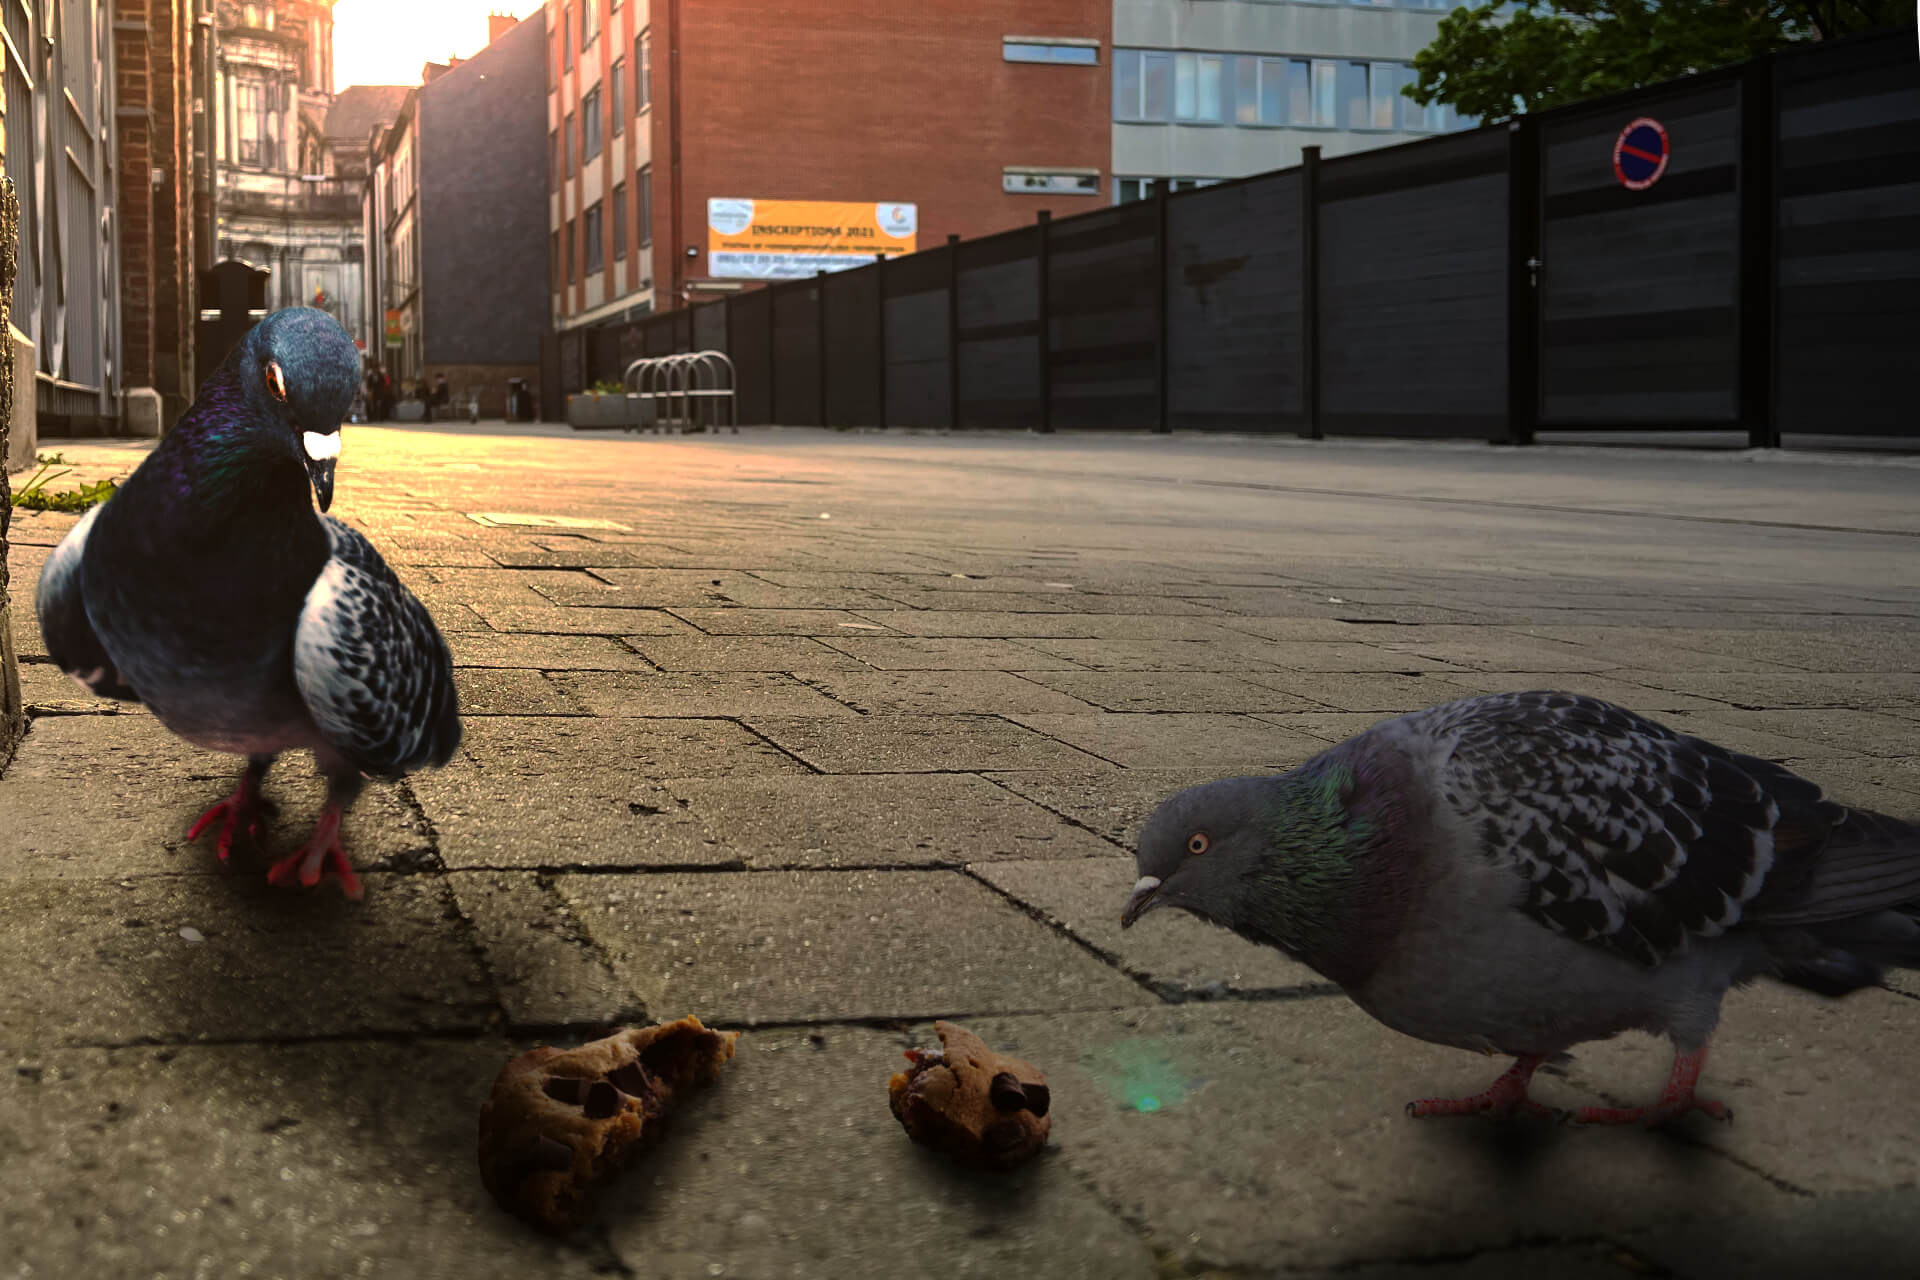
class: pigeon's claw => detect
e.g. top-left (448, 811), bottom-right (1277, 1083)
top-left (186, 775), bottom-right (273, 863)
top-left (266, 804), bottom-right (364, 901)
top-left (1567, 1042), bottom-right (1731, 1128)
top-left (1405, 1054), bottom-right (1565, 1121)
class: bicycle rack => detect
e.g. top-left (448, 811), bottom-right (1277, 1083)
top-left (622, 350), bottom-right (739, 434)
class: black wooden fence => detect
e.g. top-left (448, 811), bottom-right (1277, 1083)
top-left (560, 29), bottom-right (1916, 445)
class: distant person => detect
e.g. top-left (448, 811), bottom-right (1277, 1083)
top-left (432, 372), bottom-right (451, 422)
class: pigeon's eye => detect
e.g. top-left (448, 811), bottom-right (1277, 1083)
top-left (1186, 832), bottom-right (1210, 856)
top-left (265, 361), bottom-right (288, 401)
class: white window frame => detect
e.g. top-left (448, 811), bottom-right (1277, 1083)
top-left (1003, 36), bottom-right (1099, 65)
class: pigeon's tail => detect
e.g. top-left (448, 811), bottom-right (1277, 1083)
top-left (1765, 806), bottom-right (1920, 995)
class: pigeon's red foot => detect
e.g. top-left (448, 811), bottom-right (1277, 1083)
top-left (187, 774), bottom-right (273, 863)
top-left (265, 805), bottom-right (364, 902)
top-left (1406, 1054), bottom-right (1564, 1121)
top-left (1569, 1044), bottom-right (1732, 1128)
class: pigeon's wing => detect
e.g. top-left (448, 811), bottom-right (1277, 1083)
top-left (1429, 691), bottom-right (1850, 967)
top-left (34, 504), bottom-right (140, 701)
top-left (293, 517), bottom-right (462, 778)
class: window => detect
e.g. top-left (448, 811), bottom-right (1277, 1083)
top-left (636, 30), bottom-right (651, 111)
top-left (1003, 38), bottom-right (1098, 65)
top-left (1311, 60), bottom-right (1337, 127)
top-left (610, 58), bottom-right (624, 134)
top-left (1002, 168), bottom-right (1101, 196)
top-left (637, 165), bottom-right (652, 244)
top-left (550, 229), bottom-right (559, 290)
top-left (1173, 53), bottom-right (1225, 123)
top-left (562, 5), bottom-right (572, 71)
top-left (1113, 48), bottom-right (1170, 122)
top-left (1338, 60), bottom-right (1370, 129)
top-left (584, 201), bottom-right (604, 275)
top-left (612, 182), bottom-right (627, 260)
top-left (582, 87), bottom-right (602, 161)
top-left (549, 128), bottom-right (560, 188)
top-left (1370, 62), bottom-right (1399, 130)
top-left (234, 77), bottom-right (282, 168)
top-left (564, 216), bottom-right (576, 283)
top-left (1113, 176), bottom-right (1217, 205)
top-left (564, 111), bottom-right (575, 175)
top-left (581, 0), bottom-right (599, 51)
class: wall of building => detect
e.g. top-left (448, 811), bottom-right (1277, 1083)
top-left (1111, 0), bottom-right (1459, 183)
top-left (419, 11), bottom-right (550, 384)
top-left (671, 0), bottom-right (1111, 303)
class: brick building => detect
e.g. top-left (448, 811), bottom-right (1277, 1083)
top-left (363, 12), bottom-right (549, 415)
top-left (545, 0), bottom-right (1111, 357)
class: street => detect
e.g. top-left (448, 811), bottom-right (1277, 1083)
top-left (4, 424), bottom-right (1919, 1278)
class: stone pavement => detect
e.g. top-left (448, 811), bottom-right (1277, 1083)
top-left (3, 423), bottom-right (1918, 1279)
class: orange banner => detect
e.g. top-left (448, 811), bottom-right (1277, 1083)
top-left (707, 198), bottom-right (918, 279)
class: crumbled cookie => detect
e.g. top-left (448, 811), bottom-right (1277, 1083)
top-left (478, 1016), bottom-right (739, 1233)
top-left (888, 1020), bottom-right (1051, 1170)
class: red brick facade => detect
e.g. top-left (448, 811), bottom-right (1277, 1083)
top-left (115, 0), bottom-right (199, 421)
top-left (667, 0), bottom-right (1110, 303)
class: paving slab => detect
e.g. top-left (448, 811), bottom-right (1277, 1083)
top-left (455, 668), bottom-right (591, 716)
top-left (957, 1004), bottom-right (1779, 1273)
top-left (984, 767), bottom-right (1287, 846)
top-left (455, 715), bottom-right (809, 780)
top-left (665, 606), bottom-right (906, 635)
top-left (1004, 712), bottom-right (1331, 769)
top-left (1014, 637), bottom-right (1292, 672)
top-left (845, 610), bottom-right (1250, 640)
top-left (657, 772), bottom-right (1122, 868)
top-left (555, 869), bottom-right (1152, 1024)
top-left (555, 670), bottom-right (860, 717)
top-left (1021, 669), bottom-right (1326, 713)
top-left (447, 870), bottom-right (645, 1027)
top-left (0, 1041), bottom-right (614, 1279)
top-left (540, 568), bottom-right (905, 610)
top-left (1423, 669), bottom-right (1730, 713)
top-left (1670, 705), bottom-right (1920, 759)
top-left (1241, 669), bottom-right (1480, 712)
top-left (412, 767), bottom-right (720, 869)
top-left (1624, 670), bottom-right (1920, 712)
top-left (790, 668), bottom-right (1100, 714)
top-left (448, 631), bottom-right (659, 671)
top-left (746, 713), bottom-right (1115, 772)
top-left (0, 873), bottom-right (494, 1050)
top-left (469, 602), bottom-right (705, 636)
top-left (972, 859), bottom-right (1323, 998)
top-left (810, 635), bottom-right (1083, 671)
top-left (626, 634), bottom-right (872, 671)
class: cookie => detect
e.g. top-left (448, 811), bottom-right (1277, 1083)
top-left (478, 1015), bottom-right (739, 1233)
top-left (888, 1020), bottom-right (1051, 1170)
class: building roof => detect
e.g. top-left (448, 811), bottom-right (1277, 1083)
top-left (325, 85), bottom-right (412, 142)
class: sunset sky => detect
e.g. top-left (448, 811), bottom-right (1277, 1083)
top-left (333, 0), bottom-right (544, 90)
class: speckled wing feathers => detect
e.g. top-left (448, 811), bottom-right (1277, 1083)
top-left (35, 505), bottom-right (140, 702)
top-left (1426, 692), bottom-right (1840, 967)
top-left (294, 517), bottom-right (461, 778)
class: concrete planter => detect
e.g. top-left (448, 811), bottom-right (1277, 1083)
top-left (566, 393), bottom-right (640, 431)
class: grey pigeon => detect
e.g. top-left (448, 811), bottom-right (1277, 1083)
top-left (36, 307), bottom-right (461, 900)
top-left (1121, 691), bottom-right (1920, 1126)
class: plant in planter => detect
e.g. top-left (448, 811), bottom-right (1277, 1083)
top-left (566, 379), bottom-right (641, 430)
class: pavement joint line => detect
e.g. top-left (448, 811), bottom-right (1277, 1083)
top-left (717, 714), bottom-right (827, 774)
top-left (1297, 1235), bottom-right (1676, 1277)
top-left (958, 863), bottom-right (1174, 1003)
top-left (1559, 1070), bottom-right (1817, 1199)
top-left (972, 773), bottom-right (1135, 853)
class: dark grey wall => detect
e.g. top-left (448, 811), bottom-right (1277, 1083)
top-left (419, 12), bottom-right (550, 366)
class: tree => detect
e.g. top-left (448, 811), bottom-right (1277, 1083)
top-left (1408, 2), bottom-right (1912, 123)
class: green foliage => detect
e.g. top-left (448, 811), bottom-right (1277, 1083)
top-left (588, 379), bottom-right (627, 395)
top-left (1408, 2), bottom-right (1910, 122)
top-left (10, 453), bottom-right (118, 513)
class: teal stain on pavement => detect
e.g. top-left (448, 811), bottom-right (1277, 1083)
top-left (1081, 1039), bottom-right (1199, 1113)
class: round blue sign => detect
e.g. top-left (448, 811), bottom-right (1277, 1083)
top-left (1613, 117), bottom-right (1670, 190)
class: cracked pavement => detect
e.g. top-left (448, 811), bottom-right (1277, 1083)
top-left (4, 424), bottom-right (1919, 1278)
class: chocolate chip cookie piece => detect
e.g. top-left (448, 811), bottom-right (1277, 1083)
top-left (478, 1015), bottom-right (740, 1233)
top-left (888, 1020), bottom-right (1051, 1171)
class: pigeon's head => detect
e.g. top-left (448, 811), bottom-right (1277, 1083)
top-left (243, 307), bottom-right (360, 512)
top-left (1122, 766), bottom-right (1367, 955)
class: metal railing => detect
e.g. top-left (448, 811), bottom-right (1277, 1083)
top-left (622, 349), bottom-right (738, 433)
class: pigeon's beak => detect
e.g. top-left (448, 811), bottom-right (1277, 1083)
top-left (1120, 875), bottom-right (1163, 929)
top-left (302, 431), bottom-right (340, 512)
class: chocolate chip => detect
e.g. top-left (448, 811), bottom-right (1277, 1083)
top-left (606, 1061), bottom-right (651, 1098)
top-left (1024, 1082), bottom-right (1051, 1118)
top-left (543, 1076), bottom-right (590, 1105)
top-left (989, 1072), bottom-right (1027, 1112)
top-left (583, 1080), bottom-right (622, 1119)
top-left (527, 1135), bottom-right (575, 1172)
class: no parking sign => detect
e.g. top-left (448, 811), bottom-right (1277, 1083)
top-left (1613, 117), bottom-right (1670, 190)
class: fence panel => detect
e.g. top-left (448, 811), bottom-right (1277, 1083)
top-left (1773, 37), bottom-right (1920, 438)
top-left (1166, 173), bottom-right (1304, 432)
top-left (1537, 80), bottom-right (1742, 426)
top-left (883, 248), bottom-right (950, 427)
top-left (729, 289), bottom-right (772, 424)
top-left (956, 225), bottom-right (1041, 429)
top-left (1317, 131), bottom-right (1510, 438)
top-left (824, 265), bottom-right (881, 426)
top-left (692, 300), bottom-right (728, 353)
top-left (772, 281), bottom-right (823, 425)
top-left (1046, 203), bottom-right (1158, 429)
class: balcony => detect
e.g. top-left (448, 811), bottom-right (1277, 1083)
top-left (219, 175), bottom-right (363, 222)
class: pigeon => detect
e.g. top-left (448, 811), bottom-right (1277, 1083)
top-left (35, 307), bottom-right (461, 900)
top-left (1120, 691), bottom-right (1920, 1126)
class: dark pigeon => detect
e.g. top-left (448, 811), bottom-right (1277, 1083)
top-left (36, 307), bottom-right (461, 900)
top-left (1121, 691), bottom-right (1920, 1127)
